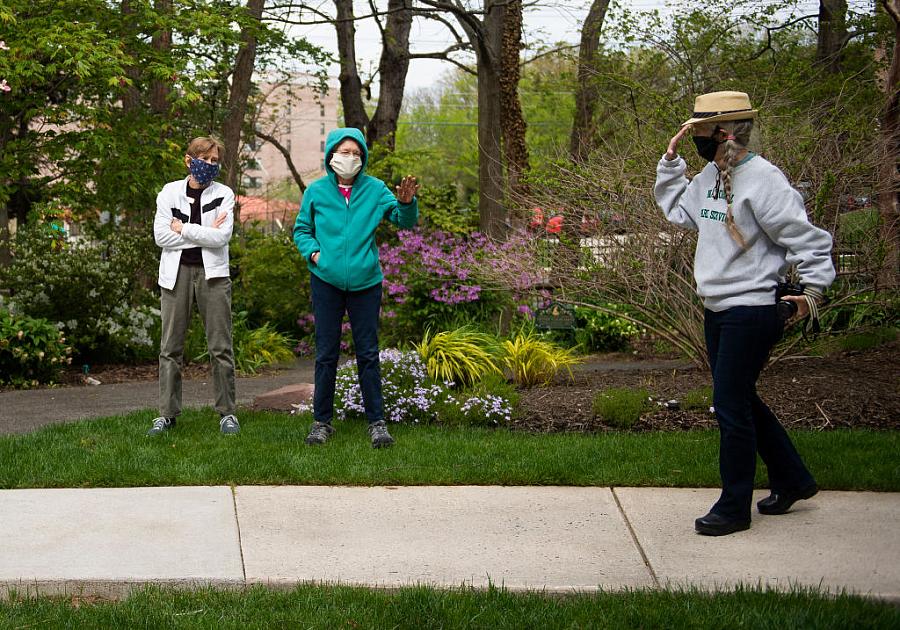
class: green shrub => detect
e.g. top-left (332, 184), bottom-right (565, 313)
top-left (231, 228), bottom-right (311, 334)
top-left (0, 306), bottom-right (72, 386)
top-left (830, 327), bottom-right (898, 353)
top-left (592, 388), bottom-right (652, 429)
top-left (414, 327), bottom-right (501, 387)
top-left (682, 386), bottom-right (713, 411)
top-left (0, 226), bottom-right (158, 362)
top-left (815, 289), bottom-right (899, 334)
top-left (501, 328), bottom-right (581, 387)
top-left (574, 305), bottom-right (642, 353)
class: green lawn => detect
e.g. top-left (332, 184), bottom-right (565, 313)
top-left (1, 409), bottom-right (897, 490)
top-left (1, 585), bottom-right (897, 629)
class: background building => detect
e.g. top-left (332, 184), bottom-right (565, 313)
top-left (243, 76), bottom-right (341, 198)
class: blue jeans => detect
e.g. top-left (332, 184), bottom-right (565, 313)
top-left (311, 273), bottom-right (383, 425)
top-left (704, 305), bottom-right (816, 521)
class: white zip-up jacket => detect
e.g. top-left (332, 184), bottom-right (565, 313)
top-left (154, 177), bottom-right (235, 290)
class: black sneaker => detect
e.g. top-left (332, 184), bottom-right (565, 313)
top-left (147, 416), bottom-right (176, 436)
top-left (305, 421), bottom-right (334, 445)
top-left (368, 421), bottom-right (395, 448)
top-left (220, 414), bottom-right (240, 435)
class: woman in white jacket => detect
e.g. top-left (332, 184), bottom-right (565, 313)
top-left (655, 92), bottom-right (835, 536)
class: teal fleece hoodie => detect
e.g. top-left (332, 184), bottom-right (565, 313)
top-left (293, 127), bottom-right (418, 291)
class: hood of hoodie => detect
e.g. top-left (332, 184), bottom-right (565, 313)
top-left (324, 127), bottom-right (368, 180)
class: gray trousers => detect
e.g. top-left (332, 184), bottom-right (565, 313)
top-left (159, 264), bottom-right (236, 417)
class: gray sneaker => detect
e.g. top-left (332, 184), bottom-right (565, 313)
top-left (305, 421), bottom-right (334, 445)
top-left (147, 416), bottom-right (176, 436)
top-left (368, 421), bottom-right (394, 448)
top-left (220, 414), bottom-right (240, 435)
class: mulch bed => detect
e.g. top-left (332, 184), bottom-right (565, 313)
top-left (514, 340), bottom-right (900, 433)
top-left (7, 342), bottom-right (898, 433)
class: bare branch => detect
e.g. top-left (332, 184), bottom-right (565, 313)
top-left (521, 44), bottom-right (578, 67)
top-left (255, 130), bottom-right (308, 193)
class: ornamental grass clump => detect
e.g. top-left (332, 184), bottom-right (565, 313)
top-left (189, 312), bottom-right (295, 375)
top-left (501, 330), bottom-right (581, 388)
top-left (414, 327), bottom-right (501, 387)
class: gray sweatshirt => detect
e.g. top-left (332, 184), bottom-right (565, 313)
top-left (654, 153), bottom-right (835, 312)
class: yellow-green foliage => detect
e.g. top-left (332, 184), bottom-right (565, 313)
top-left (234, 324), bottom-right (296, 375)
top-left (501, 331), bottom-right (581, 388)
top-left (414, 328), bottom-right (501, 386)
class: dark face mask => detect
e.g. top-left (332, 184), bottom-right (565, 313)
top-left (692, 134), bottom-right (722, 162)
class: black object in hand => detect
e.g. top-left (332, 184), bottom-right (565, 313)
top-left (776, 299), bottom-right (798, 320)
top-left (775, 281), bottom-right (804, 321)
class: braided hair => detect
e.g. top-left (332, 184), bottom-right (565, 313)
top-left (718, 120), bottom-right (754, 249)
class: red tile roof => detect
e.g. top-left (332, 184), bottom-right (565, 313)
top-left (237, 195), bottom-right (297, 226)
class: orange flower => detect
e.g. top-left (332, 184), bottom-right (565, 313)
top-left (546, 215), bottom-right (563, 234)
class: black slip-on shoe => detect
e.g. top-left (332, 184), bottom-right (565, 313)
top-left (757, 484), bottom-right (818, 515)
top-left (694, 512), bottom-right (751, 536)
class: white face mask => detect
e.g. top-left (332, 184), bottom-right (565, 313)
top-left (330, 152), bottom-right (362, 179)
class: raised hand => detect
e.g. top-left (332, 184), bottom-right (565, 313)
top-left (665, 125), bottom-right (692, 161)
top-left (395, 175), bottom-right (419, 204)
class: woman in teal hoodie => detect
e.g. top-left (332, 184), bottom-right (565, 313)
top-left (293, 127), bottom-right (418, 448)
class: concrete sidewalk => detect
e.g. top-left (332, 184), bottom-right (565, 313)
top-left (1, 486), bottom-right (897, 601)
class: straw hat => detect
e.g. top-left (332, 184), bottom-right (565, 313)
top-left (682, 91), bottom-right (758, 127)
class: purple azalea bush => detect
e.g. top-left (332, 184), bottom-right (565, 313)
top-left (292, 228), bottom-right (546, 354)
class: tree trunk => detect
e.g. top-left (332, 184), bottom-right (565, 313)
top-left (816, 0), bottom-right (848, 73)
top-left (150, 0), bottom-right (172, 114)
top-left (877, 1), bottom-right (900, 288)
top-left (476, 0), bottom-right (506, 238)
top-left (367, 0), bottom-right (413, 149)
top-left (222, 0), bottom-right (266, 222)
top-left (499, 0), bottom-right (529, 200)
top-left (120, 0), bottom-right (143, 112)
top-left (569, 0), bottom-right (610, 162)
top-left (334, 0), bottom-right (369, 132)
top-left (0, 202), bottom-right (9, 268)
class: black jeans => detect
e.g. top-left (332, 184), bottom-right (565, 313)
top-left (311, 273), bottom-right (383, 425)
top-left (704, 305), bottom-right (816, 521)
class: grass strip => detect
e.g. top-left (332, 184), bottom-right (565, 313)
top-left (0, 410), bottom-right (897, 490)
top-left (1, 584), bottom-right (897, 629)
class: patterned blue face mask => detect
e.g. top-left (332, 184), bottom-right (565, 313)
top-left (189, 157), bottom-right (220, 185)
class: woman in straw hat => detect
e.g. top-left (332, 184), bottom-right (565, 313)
top-left (654, 91), bottom-right (835, 536)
